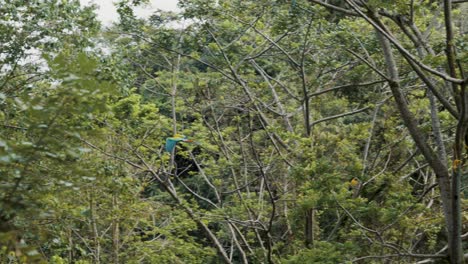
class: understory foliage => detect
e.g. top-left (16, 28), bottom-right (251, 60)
top-left (0, 0), bottom-right (466, 263)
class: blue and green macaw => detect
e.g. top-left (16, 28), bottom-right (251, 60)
top-left (165, 134), bottom-right (193, 152)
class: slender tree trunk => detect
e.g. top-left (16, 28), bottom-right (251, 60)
top-left (111, 195), bottom-right (120, 264)
top-left (169, 53), bottom-right (181, 173)
top-left (452, 81), bottom-right (466, 263)
top-left (68, 228), bottom-right (73, 263)
top-left (228, 224), bottom-right (248, 264)
top-left (300, 21), bottom-right (315, 248)
top-left (376, 30), bottom-right (456, 261)
top-left (89, 192), bottom-right (100, 264)
top-left (305, 208), bottom-right (314, 247)
top-left (444, 0), bottom-right (465, 262)
top-left (171, 54), bottom-right (181, 136)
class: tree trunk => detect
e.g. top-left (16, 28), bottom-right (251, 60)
top-left (305, 208), bottom-right (314, 247)
top-left (89, 192), bottom-right (101, 264)
top-left (376, 30), bottom-right (457, 262)
top-left (444, 0), bottom-right (465, 262)
top-left (111, 195), bottom-right (120, 264)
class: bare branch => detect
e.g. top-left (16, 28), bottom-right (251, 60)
top-left (190, 152), bottom-right (222, 203)
top-left (309, 79), bottom-right (386, 98)
top-left (343, 0), bottom-right (465, 84)
top-left (174, 173), bottom-right (219, 209)
top-left (345, 48), bottom-right (389, 81)
top-left (81, 139), bottom-right (145, 170)
top-left (352, 253), bottom-right (447, 263)
top-left (307, 0), bottom-right (359, 16)
top-left (309, 106), bottom-right (370, 128)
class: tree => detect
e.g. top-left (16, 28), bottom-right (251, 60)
top-left (306, 0), bottom-right (467, 263)
top-left (0, 0), bottom-right (107, 261)
top-left (2, 0), bottom-right (466, 263)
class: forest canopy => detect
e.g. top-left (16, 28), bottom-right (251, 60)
top-left (0, 0), bottom-right (467, 263)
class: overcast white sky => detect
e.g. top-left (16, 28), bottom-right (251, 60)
top-left (80, 0), bottom-right (180, 25)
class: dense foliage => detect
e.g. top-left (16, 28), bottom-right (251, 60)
top-left (0, 0), bottom-right (466, 263)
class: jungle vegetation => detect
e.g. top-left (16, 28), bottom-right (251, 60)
top-left (0, 0), bottom-right (467, 263)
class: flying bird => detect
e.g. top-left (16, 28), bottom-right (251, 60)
top-left (165, 134), bottom-right (193, 152)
